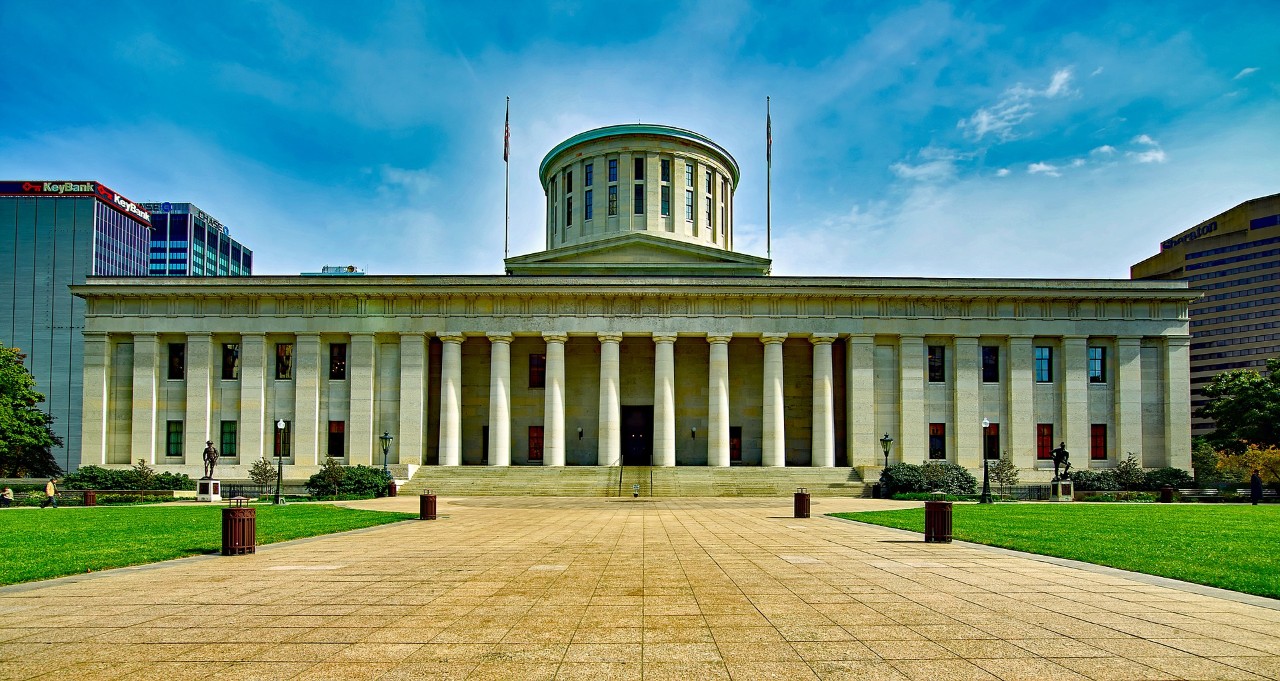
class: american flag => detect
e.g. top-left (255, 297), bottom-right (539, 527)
top-left (503, 98), bottom-right (510, 162)
top-left (766, 101), bottom-right (772, 165)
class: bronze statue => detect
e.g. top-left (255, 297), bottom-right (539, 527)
top-left (1050, 442), bottom-right (1072, 480)
top-left (203, 441), bottom-right (219, 479)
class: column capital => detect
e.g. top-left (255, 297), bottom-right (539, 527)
top-left (487, 333), bottom-right (513, 344)
top-left (597, 333), bottom-right (623, 344)
top-left (760, 333), bottom-right (788, 345)
top-left (846, 333), bottom-right (874, 345)
top-left (652, 333), bottom-right (678, 344)
top-left (438, 333), bottom-right (466, 344)
top-left (707, 334), bottom-right (733, 345)
top-left (542, 332), bottom-right (568, 344)
top-left (809, 333), bottom-right (838, 346)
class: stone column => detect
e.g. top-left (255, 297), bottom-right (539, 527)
top-left (543, 333), bottom-right (567, 466)
top-left (954, 337), bottom-right (981, 469)
top-left (294, 334), bottom-right (322, 465)
top-left (1115, 336), bottom-right (1143, 461)
top-left (707, 334), bottom-right (732, 467)
top-left (598, 333), bottom-right (622, 465)
top-left (1164, 335), bottom-right (1192, 470)
top-left (398, 333), bottom-right (427, 465)
top-left (1062, 336), bottom-right (1089, 469)
top-left (899, 335), bottom-right (925, 463)
top-left (348, 333), bottom-right (376, 465)
top-left (1007, 336), bottom-right (1035, 470)
top-left (81, 332), bottom-right (110, 466)
top-left (184, 332), bottom-right (213, 466)
top-left (846, 335), bottom-right (875, 468)
top-left (238, 333), bottom-right (267, 461)
top-left (438, 334), bottom-right (465, 466)
top-left (487, 333), bottom-right (513, 467)
top-left (761, 333), bottom-right (788, 467)
top-left (811, 334), bottom-right (837, 467)
top-left (130, 333), bottom-right (159, 464)
top-left (653, 334), bottom-right (677, 467)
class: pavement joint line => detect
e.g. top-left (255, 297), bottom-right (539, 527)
top-left (823, 512), bottom-right (1280, 612)
top-left (0, 516), bottom-right (420, 595)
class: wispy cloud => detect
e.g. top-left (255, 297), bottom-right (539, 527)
top-left (1234, 67), bottom-right (1260, 79)
top-left (1091, 145), bottom-right (1117, 156)
top-left (890, 147), bottom-right (965, 183)
top-left (1127, 134), bottom-right (1167, 163)
top-left (1027, 162), bottom-right (1061, 177)
top-left (995, 168), bottom-right (1010, 177)
top-left (958, 67), bottom-right (1075, 142)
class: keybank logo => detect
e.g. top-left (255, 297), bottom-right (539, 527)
top-left (95, 183), bottom-right (152, 224)
top-left (37, 181), bottom-right (96, 194)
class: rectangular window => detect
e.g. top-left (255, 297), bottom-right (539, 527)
top-left (705, 170), bottom-right (713, 193)
top-left (328, 421), bottom-right (345, 458)
top-left (730, 426), bottom-right (743, 463)
top-left (661, 186), bottom-right (670, 216)
top-left (983, 422), bottom-right (1000, 460)
top-left (927, 345), bottom-right (945, 382)
top-left (220, 420), bottom-right (238, 458)
top-left (275, 343), bottom-right (293, 380)
top-left (685, 190), bottom-right (694, 221)
top-left (928, 423), bottom-right (946, 460)
top-left (981, 346), bottom-right (999, 383)
top-left (608, 159), bottom-right (617, 182)
top-left (565, 169), bottom-right (572, 193)
top-left (608, 186), bottom-right (618, 216)
top-left (565, 196), bottom-right (572, 227)
top-left (168, 343), bottom-right (186, 380)
top-left (660, 159), bottom-right (670, 182)
top-left (633, 184), bottom-right (644, 214)
top-left (1088, 346), bottom-right (1106, 383)
top-left (329, 343), bottom-right (347, 380)
top-left (221, 343), bottom-right (240, 380)
top-left (528, 426), bottom-right (544, 461)
top-left (633, 157), bottom-right (645, 180)
top-left (166, 421), bottom-right (183, 457)
top-left (529, 353), bottom-right (546, 389)
top-left (705, 199), bottom-right (711, 226)
top-left (1090, 424), bottom-right (1108, 460)
top-left (584, 190), bottom-right (593, 220)
top-left (1034, 346), bottom-right (1053, 382)
top-left (274, 420), bottom-right (292, 457)
top-left (585, 163), bottom-right (593, 186)
top-left (1037, 424), bottom-right (1054, 460)
top-left (685, 163), bottom-right (693, 187)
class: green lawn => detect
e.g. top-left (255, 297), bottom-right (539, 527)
top-left (0, 504), bottom-right (417, 586)
top-left (832, 504), bottom-right (1280, 599)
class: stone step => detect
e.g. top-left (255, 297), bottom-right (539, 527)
top-left (399, 466), bottom-right (864, 497)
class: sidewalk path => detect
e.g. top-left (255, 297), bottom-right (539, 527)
top-left (1, 496), bottom-right (1277, 680)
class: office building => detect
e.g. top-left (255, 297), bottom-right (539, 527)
top-left (141, 202), bottom-right (252, 276)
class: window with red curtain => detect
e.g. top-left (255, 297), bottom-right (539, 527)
top-left (1090, 424), bottom-right (1108, 460)
top-left (1036, 424), bottom-right (1054, 460)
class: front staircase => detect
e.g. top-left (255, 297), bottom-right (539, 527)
top-left (397, 465), bottom-right (864, 497)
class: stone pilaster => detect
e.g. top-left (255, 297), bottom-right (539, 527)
top-left (543, 334), bottom-right (567, 467)
top-left (846, 335), bottom-right (875, 468)
top-left (184, 332), bottom-right (213, 466)
top-left (598, 333), bottom-right (622, 466)
top-left (653, 334), bottom-right (677, 467)
top-left (81, 332), bottom-right (110, 466)
top-left (293, 334), bottom-right (322, 465)
top-left (130, 333), bottom-right (158, 464)
top-left (899, 335), bottom-right (925, 463)
top-left (1007, 336), bottom-right (1035, 469)
top-left (1164, 335), bottom-right (1192, 470)
top-left (707, 334), bottom-right (732, 467)
top-left (398, 333), bottom-right (427, 465)
top-left (487, 333), bottom-right (513, 467)
top-left (954, 337), bottom-right (981, 469)
top-left (238, 333), bottom-right (267, 461)
top-left (761, 333), bottom-right (788, 467)
top-left (438, 334), bottom-right (465, 466)
top-left (1115, 336), bottom-right (1144, 461)
top-left (347, 333), bottom-right (376, 465)
top-left (1062, 336), bottom-right (1089, 468)
top-left (810, 334), bottom-right (837, 467)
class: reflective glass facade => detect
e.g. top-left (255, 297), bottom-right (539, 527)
top-left (142, 203), bottom-right (252, 276)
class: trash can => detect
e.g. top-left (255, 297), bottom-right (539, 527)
top-left (420, 492), bottom-right (437, 520)
top-left (794, 488), bottom-right (811, 518)
top-left (221, 497), bottom-right (256, 555)
top-left (923, 500), bottom-right (952, 543)
top-left (1160, 486), bottom-right (1175, 503)
top-left (871, 483), bottom-right (881, 499)
top-left (387, 480), bottom-right (398, 498)
top-left (83, 490), bottom-right (96, 507)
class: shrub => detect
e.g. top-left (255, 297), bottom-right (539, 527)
top-left (880, 462), bottom-right (925, 496)
top-left (1114, 454), bottom-right (1147, 491)
top-left (307, 458), bottom-right (346, 497)
top-left (342, 465), bottom-right (392, 496)
top-left (1144, 467), bottom-right (1193, 490)
top-left (1071, 469), bottom-right (1118, 491)
top-left (881, 461), bottom-right (976, 496)
top-left (305, 462), bottom-right (389, 499)
top-left (61, 464), bottom-right (195, 491)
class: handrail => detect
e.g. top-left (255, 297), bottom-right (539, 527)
top-left (617, 462), bottom-right (624, 497)
top-left (649, 467), bottom-right (654, 497)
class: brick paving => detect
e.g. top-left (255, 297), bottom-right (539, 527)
top-left (1, 496), bottom-right (1278, 680)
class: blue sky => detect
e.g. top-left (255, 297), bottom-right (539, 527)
top-left (2, 1), bottom-right (1277, 278)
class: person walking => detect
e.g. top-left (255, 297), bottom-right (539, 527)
top-left (0, 487), bottom-right (12, 508)
top-left (1251, 469), bottom-right (1265, 506)
top-left (39, 478), bottom-right (58, 509)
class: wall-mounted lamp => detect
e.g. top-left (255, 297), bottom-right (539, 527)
top-left (691, 426), bottom-right (697, 439)
top-left (577, 427), bottom-right (583, 440)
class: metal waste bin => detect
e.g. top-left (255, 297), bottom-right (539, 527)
top-left (387, 480), bottom-right (398, 498)
top-left (222, 497), bottom-right (256, 555)
top-left (871, 483), bottom-right (882, 499)
top-left (1160, 486), bottom-right (1175, 503)
top-left (794, 488), bottom-right (811, 518)
top-left (924, 500), bottom-right (952, 543)
top-left (83, 490), bottom-right (96, 507)
top-left (420, 492), bottom-right (437, 520)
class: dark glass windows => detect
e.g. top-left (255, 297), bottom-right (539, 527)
top-left (608, 186), bottom-right (618, 216)
top-left (528, 426), bottom-right (544, 461)
top-left (1034, 346), bottom-right (1053, 382)
top-left (608, 159), bottom-right (618, 182)
top-left (328, 421), bottom-right (345, 458)
top-left (1037, 424), bottom-right (1054, 459)
top-left (927, 345), bottom-right (945, 382)
top-left (1088, 346), bottom-right (1106, 383)
top-left (329, 343), bottom-right (347, 380)
top-left (565, 196), bottom-right (572, 227)
top-left (982, 346), bottom-right (999, 382)
top-left (928, 423), bottom-right (946, 459)
top-left (529, 353), bottom-right (546, 389)
top-left (633, 184), bottom-right (644, 214)
top-left (275, 343), bottom-right (293, 380)
top-left (661, 186), bottom-right (671, 217)
top-left (220, 420), bottom-right (238, 457)
top-left (584, 190), bottom-right (593, 220)
top-left (564, 169), bottom-right (572, 193)
top-left (166, 421), bottom-right (183, 457)
top-left (633, 157), bottom-right (645, 180)
top-left (585, 163), bottom-right (593, 186)
top-left (660, 159), bottom-right (670, 182)
top-left (685, 163), bottom-right (693, 187)
top-left (274, 420), bottom-right (292, 457)
top-left (221, 343), bottom-right (240, 380)
top-left (168, 343), bottom-right (186, 380)
top-left (983, 422), bottom-right (1000, 460)
top-left (685, 191), bottom-right (694, 221)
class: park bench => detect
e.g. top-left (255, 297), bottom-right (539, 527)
top-left (1177, 488), bottom-right (1220, 500)
top-left (1235, 488), bottom-right (1279, 501)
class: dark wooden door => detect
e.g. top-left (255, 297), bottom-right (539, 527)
top-left (621, 406), bottom-right (653, 465)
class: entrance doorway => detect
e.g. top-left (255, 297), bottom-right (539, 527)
top-left (621, 405), bottom-right (653, 465)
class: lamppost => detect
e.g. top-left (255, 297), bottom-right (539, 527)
top-left (979, 418), bottom-right (994, 504)
top-left (880, 433), bottom-right (893, 471)
top-left (274, 419), bottom-right (286, 505)
top-left (379, 431), bottom-right (393, 495)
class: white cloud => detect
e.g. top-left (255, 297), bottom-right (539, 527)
top-left (1091, 145), bottom-right (1117, 156)
top-left (1070, 158), bottom-right (1086, 167)
top-left (1090, 66), bottom-right (1104, 77)
top-left (996, 168), bottom-right (1010, 177)
top-left (890, 146), bottom-right (963, 183)
top-left (1045, 68), bottom-right (1074, 97)
top-left (1027, 162), bottom-right (1061, 177)
top-left (1234, 67), bottom-right (1260, 79)
top-left (959, 67), bottom-right (1075, 142)
top-left (1126, 134), bottom-right (1167, 163)
top-left (1132, 134), bottom-right (1159, 146)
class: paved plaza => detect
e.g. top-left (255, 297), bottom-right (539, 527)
top-left (2, 496), bottom-right (1279, 680)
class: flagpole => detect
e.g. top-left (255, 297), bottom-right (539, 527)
top-left (504, 96), bottom-right (510, 264)
top-left (766, 96), bottom-right (772, 262)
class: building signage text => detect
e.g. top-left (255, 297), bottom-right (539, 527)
top-left (1162, 220), bottom-right (1217, 251)
top-left (0, 180), bottom-right (151, 227)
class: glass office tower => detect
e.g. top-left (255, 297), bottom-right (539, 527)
top-left (141, 202), bottom-right (252, 276)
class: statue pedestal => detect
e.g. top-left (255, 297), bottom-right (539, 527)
top-left (197, 478), bottom-right (222, 503)
top-left (1050, 478), bottom-right (1073, 502)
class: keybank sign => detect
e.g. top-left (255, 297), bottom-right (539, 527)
top-left (0, 180), bottom-right (152, 227)
top-left (1162, 220), bottom-right (1217, 251)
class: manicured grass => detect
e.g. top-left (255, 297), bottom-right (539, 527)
top-left (0, 504), bottom-right (416, 585)
top-left (832, 504), bottom-right (1280, 599)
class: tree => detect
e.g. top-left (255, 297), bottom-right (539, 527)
top-left (309, 458), bottom-right (346, 498)
top-left (1216, 444), bottom-right (1280, 484)
top-left (1191, 437), bottom-right (1227, 484)
top-left (0, 346), bottom-right (63, 477)
top-left (248, 457), bottom-right (279, 492)
top-left (1114, 453), bottom-right (1146, 491)
top-left (1199, 357), bottom-right (1280, 453)
top-left (991, 452), bottom-right (1019, 499)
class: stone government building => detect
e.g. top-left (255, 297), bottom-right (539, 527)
top-left (73, 125), bottom-right (1197, 484)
